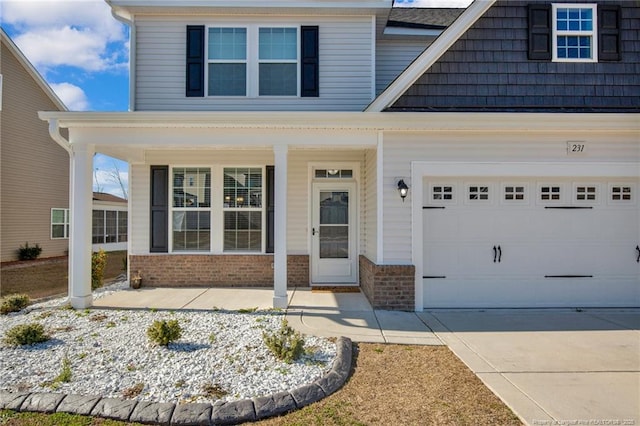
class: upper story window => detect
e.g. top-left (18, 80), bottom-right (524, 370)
top-left (553, 4), bottom-right (597, 62)
top-left (207, 26), bottom-right (298, 97)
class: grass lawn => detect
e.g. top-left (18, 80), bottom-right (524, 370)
top-left (0, 344), bottom-right (521, 425)
top-left (0, 251), bottom-right (127, 299)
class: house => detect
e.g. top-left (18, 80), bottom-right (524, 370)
top-left (0, 29), bottom-right (69, 263)
top-left (39, 0), bottom-right (639, 310)
top-left (92, 192), bottom-right (128, 252)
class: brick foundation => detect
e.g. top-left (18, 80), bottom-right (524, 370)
top-left (359, 255), bottom-right (415, 311)
top-left (129, 254), bottom-right (309, 288)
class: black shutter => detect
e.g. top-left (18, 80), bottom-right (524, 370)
top-left (186, 25), bottom-right (205, 97)
top-left (265, 166), bottom-right (275, 253)
top-left (301, 26), bottom-right (319, 97)
top-left (599, 6), bottom-right (621, 61)
top-left (528, 4), bottom-right (552, 60)
top-left (150, 166), bottom-right (169, 253)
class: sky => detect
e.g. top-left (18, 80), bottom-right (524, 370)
top-left (2, 0), bottom-right (472, 198)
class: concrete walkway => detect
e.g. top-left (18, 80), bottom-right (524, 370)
top-left (93, 287), bottom-right (640, 425)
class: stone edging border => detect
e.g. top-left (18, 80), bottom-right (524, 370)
top-left (0, 336), bottom-right (352, 426)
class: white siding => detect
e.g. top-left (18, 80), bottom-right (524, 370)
top-left (382, 131), bottom-right (640, 263)
top-left (130, 149), bottom-right (366, 255)
top-left (375, 38), bottom-right (428, 95)
top-left (134, 16), bottom-right (374, 111)
top-left (362, 148), bottom-right (377, 261)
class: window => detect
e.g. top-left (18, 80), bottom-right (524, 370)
top-left (553, 4), bottom-right (597, 62)
top-left (575, 185), bottom-right (597, 201)
top-left (468, 185), bottom-right (489, 201)
top-left (611, 185), bottom-right (632, 202)
top-left (223, 167), bottom-right (263, 252)
top-left (172, 168), bottom-right (211, 251)
top-left (314, 169), bottom-right (353, 179)
top-left (432, 185), bottom-right (454, 201)
top-left (208, 28), bottom-right (247, 96)
top-left (207, 26), bottom-right (298, 97)
top-left (51, 208), bottom-right (69, 239)
top-left (259, 28), bottom-right (298, 96)
top-left (540, 185), bottom-right (562, 201)
top-left (92, 210), bottom-right (128, 244)
top-left (504, 185), bottom-right (526, 201)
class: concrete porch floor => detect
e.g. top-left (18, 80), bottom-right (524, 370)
top-left (92, 286), bottom-right (443, 345)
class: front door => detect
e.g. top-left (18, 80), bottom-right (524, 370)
top-left (311, 182), bottom-right (357, 284)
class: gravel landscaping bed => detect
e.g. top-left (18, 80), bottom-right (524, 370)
top-left (0, 282), bottom-right (337, 405)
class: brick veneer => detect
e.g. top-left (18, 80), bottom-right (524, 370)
top-left (129, 254), bottom-right (309, 288)
top-left (359, 255), bottom-right (415, 311)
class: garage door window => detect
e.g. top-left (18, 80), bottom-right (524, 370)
top-left (468, 185), bottom-right (489, 201)
top-left (503, 185), bottom-right (526, 202)
top-left (610, 185), bottom-right (632, 202)
top-left (575, 185), bottom-right (597, 202)
top-left (539, 185), bottom-right (562, 202)
top-left (432, 185), bottom-right (454, 201)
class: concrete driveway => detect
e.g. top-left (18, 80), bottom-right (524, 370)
top-left (418, 309), bottom-right (640, 426)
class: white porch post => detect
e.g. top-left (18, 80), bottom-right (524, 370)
top-left (273, 144), bottom-right (288, 308)
top-left (68, 143), bottom-right (94, 309)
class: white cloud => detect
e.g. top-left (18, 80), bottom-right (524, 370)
top-left (94, 155), bottom-right (129, 198)
top-left (2, 0), bottom-right (128, 73)
top-left (50, 82), bottom-right (90, 111)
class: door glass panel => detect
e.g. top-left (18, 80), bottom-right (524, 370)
top-left (319, 191), bottom-right (349, 259)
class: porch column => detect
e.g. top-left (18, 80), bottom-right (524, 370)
top-left (68, 143), bottom-right (94, 309)
top-left (273, 144), bottom-right (288, 308)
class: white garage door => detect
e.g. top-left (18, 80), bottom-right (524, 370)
top-left (422, 178), bottom-right (640, 308)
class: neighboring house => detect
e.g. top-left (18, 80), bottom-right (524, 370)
top-left (92, 192), bottom-right (128, 252)
top-left (40, 0), bottom-right (639, 310)
top-left (0, 29), bottom-right (69, 263)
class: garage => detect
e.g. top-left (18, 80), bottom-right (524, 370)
top-left (421, 177), bottom-right (640, 308)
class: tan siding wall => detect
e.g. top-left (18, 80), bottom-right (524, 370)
top-left (1, 43), bottom-right (69, 262)
top-left (134, 15), bottom-right (374, 111)
top-left (382, 131), bottom-right (640, 263)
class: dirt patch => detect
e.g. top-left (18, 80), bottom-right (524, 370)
top-left (0, 251), bottom-right (127, 300)
top-left (254, 343), bottom-right (522, 425)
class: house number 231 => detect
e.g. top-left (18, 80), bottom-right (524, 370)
top-left (567, 141), bottom-right (586, 155)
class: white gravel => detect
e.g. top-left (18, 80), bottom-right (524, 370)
top-left (0, 282), bottom-right (336, 404)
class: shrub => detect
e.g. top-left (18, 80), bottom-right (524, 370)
top-left (3, 323), bottom-right (50, 346)
top-left (0, 294), bottom-right (30, 315)
top-left (91, 249), bottom-right (108, 290)
top-left (18, 242), bottom-right (42, 261)
top-left (147, 319), bottom-right (182, 346)
top-left (262, 319), bottom-right (305, 363)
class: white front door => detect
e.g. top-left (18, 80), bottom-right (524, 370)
top-left (311, 182), bottom-right (358, 284)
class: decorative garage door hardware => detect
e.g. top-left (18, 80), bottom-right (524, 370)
top-left (423, 206), bottom-right (446, 209)
top-left (544, 206), bottom-right (593, 209)
top-left (423, 275), bottom-right (447, 279)
top-left (545, 275), bottom-right (594, 278)
top-left (636, 245), bottom-right (640, 263)
top-left (493, 245), bottom-right (502, 263)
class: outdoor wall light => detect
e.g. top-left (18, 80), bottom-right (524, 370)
top-left (397, 179), bottom-right (409, 202)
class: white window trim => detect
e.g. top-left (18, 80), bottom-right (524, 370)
top-left (464, 182), bottom-right (493, 205)
top-left (537, 182), bottom-right (566, 205)
top-left (51, 208), bottom-right (70, 240)
top-left (205, 25), bottom-right (300, 98)
top-left (501, 182), bottom-right (529, 205)
top-left (552, 3), bottom-right (598, 63)
top-left (573, 182), bottom-right (600, 204)
top-left (608, 182), bottom-right (636, 206)
top-left (92, 209), bottom-right (128, 245)
top-left (429, 183), bottom-right (457, 205)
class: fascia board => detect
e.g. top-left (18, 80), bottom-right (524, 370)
top-left (366, 0), bottom-right (496, 112)
top-left (38, 111), bottom-right (640, 133)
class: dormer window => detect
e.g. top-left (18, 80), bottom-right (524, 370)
top-left (552, 4), bottom-right (597, 62)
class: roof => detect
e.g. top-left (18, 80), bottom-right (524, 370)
top-left (387, 8), bottom-right (465, 29)
top-left (93, 192), bottom-right (128, 203)
top-left (0, 28), bottom-right (67, 112)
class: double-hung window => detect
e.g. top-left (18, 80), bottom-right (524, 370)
top-left (223, 167), bottom-right (263, 252)
top-left (208, 28), bottom-right (247, 96)
top-left (552, 4), bottom-right (597, 62)
top-left (172, 168), bottom-right (211, 251)
top-left (51, 208), bottom-right (69, 239)
top-left (207, 26), bottom-right (298, 97)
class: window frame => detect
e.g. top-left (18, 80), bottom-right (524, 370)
top-left (552, 3), bottom-right (598, 63)
top-left (170, 166), bottom-right (213, 253)
top-left (205, 25), bottom-right (300, 98)
top-left (222, 166), bottom-right (265, 253)
top-left (206, 27), bottom-right (248, 97)
top-left (51, 208), bottom-right (70, 240)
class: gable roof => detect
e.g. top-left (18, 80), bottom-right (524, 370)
top-left (93, 192), bottom-right (128, 203)
top-left (387, 7), bottom-right (464, 30)
top-left (367, 0), bottom-right (496, 112)
top-left (0, 28), bottom-right (67, 112)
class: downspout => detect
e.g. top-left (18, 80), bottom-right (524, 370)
top-left (48, 119), bottom-right (72, 154)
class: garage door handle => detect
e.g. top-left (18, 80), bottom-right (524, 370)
top-left (493, 246), bottom-right (497, 263)
top-left (498, 245), bottom-right (502, 263)
top-left (636, 245), bottom-right (640, 263)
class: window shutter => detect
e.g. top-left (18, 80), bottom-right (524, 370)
top-left (300, 26), bottom-right (319, 97)
top-left (186, 26), bottom-right (205, 97)
top-left (265, 166), bottom-right (275, 253)
top-left (599, 5), bottom-right (621, 61)
top-left (150, 166), bottom-right (169, 253)
top-left (528, 4), bottom-right (552, 60)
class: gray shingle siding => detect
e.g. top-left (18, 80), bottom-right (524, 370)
top-left (389, 0), bottom-right (640, 112)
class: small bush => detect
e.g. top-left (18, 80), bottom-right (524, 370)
top-left (3, 323), bottom-right (50, 346)
top-left (1, 294), bottom-right (30, 315)
top-left (147, 319), bottom-right (182, 346)
top-left (262, 319), bottom-right (305, 363)
top-left (91, 249), bottom-right (108, 290)
top-left (18, 242), bottom-right (42, 261)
